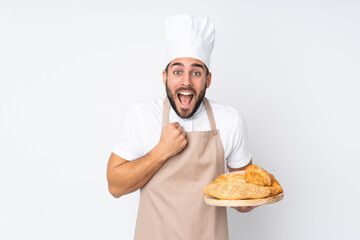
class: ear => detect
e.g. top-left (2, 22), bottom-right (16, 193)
top-left (206, 72), bottom-right (212, 88)
top-left (162, 70), bottom-right (167, 85)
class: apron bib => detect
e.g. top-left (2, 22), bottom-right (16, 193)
top-left (134, 98), bottom-right (228, 240)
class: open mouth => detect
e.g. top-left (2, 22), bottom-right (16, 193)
top-left (177, 91), bottom-right (194, 107)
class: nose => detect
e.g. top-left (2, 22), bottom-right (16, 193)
top-left (181, 72), bottom-right (192, 87)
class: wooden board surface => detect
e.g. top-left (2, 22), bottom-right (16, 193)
top-left (204, 193), bottom-right (284, 207)
top-left (203, 170), bottom-right (284, 207)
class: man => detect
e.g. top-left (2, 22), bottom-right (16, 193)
top-left (107, 14), bottom-right (255, 240)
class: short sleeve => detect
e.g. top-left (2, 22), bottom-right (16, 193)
top-left (112, 106), bottom-right (145, 160)
top-left (226, 112), bottom-right (252, 168)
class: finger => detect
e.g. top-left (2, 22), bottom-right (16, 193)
top-left (182, 131), bottom-right (186, 136)
top-left (231, 206), bottom-right (254, 210)
top-left (180, 131), bottom-right (186, 139)
top-left (238, 206), bottom-right (257, 212)
top-left (235, 207), bottom-right (249, 212)
top-left (172, 122), bottom-right (180, 128)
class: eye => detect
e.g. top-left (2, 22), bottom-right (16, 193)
top-left (193, 71), bottom-right (201, 76)
top-left (174, 70), bottom-right (181, 75)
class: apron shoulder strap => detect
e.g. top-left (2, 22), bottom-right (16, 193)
top-left (203, 98), bottom-right (217, 131)
top-left (162, 97), bottom-right (170, 127)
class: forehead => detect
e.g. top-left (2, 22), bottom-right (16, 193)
top-left (169, 57), bottom-right (206, 69)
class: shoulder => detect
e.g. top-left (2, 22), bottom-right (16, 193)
top-left (207, 98), bottom-right (248, 142)
top-left (207, 98), bottom-right (245, 125)
top-left (206, 99), bottom-right (251, 165)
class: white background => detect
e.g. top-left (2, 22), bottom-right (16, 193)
top-left (1, 0), bottom-right (359, 239)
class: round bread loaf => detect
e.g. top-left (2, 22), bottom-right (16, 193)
top-left (244, 165), bottom-right (272, 186)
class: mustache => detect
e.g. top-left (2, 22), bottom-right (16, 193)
top-left (175, 87), bottom-right (196, 95)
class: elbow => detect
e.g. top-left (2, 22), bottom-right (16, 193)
top-left (110, 192), bottom-right (122, 199)
top-left (108, 185), bottom-right (124, 199)
top-left (111, 193), bottom-right (122, 199)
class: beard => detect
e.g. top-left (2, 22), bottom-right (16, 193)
top-left (165, 79), bottom-right (207, 119)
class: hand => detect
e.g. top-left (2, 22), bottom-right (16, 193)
top-left (156, 122), bottom-right (187, 160)
top-left (231, 206), bottom-right (257, 213)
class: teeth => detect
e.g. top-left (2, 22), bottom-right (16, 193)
top-left (179, 92), bottom-right (193, 95)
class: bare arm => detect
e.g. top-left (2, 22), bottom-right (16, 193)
top-left (227, 159), bottom-right (252, 172)
top-left (107, 122), bottom-right (187, 198)
top-left (107, 150), bottom-right (166, 198)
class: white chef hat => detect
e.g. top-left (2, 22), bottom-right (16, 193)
top-left (164, 14), bottom-right (215, 69)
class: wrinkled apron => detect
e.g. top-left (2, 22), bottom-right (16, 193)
top-left (134, 98), bottom-right (228, 240)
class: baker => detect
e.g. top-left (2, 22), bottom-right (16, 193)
top-left (107, 14), bottom-right (255, 240)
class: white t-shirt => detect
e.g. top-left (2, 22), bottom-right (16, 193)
top-left (113, 95), bottom-right (252, 168)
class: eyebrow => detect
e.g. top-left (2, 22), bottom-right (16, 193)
top-left (191, 63), bottom-right (204, 70)
top-left (170, 62), bottom-right (205, 70)
top-left (170, 62), bottom-right (184, 68)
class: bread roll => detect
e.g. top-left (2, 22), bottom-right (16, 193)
top-left (203, 181), bottom-right (271, 200)
top-left (267, 173), bottom-right (283, 196)
top-left (215, 172), bottom-right (246, 183)
top-left (244, 165), bottom-right (272, 186)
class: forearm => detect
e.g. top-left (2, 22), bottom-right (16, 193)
top-left (107, 146), bottom-right (168, 198)
top-left (108, 121), bottom-right (187, 198)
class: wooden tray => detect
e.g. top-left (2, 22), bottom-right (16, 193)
top-left (203, 170), bottom-right (284, 207)
top-left (204, 193), bottom-right (284, 207)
